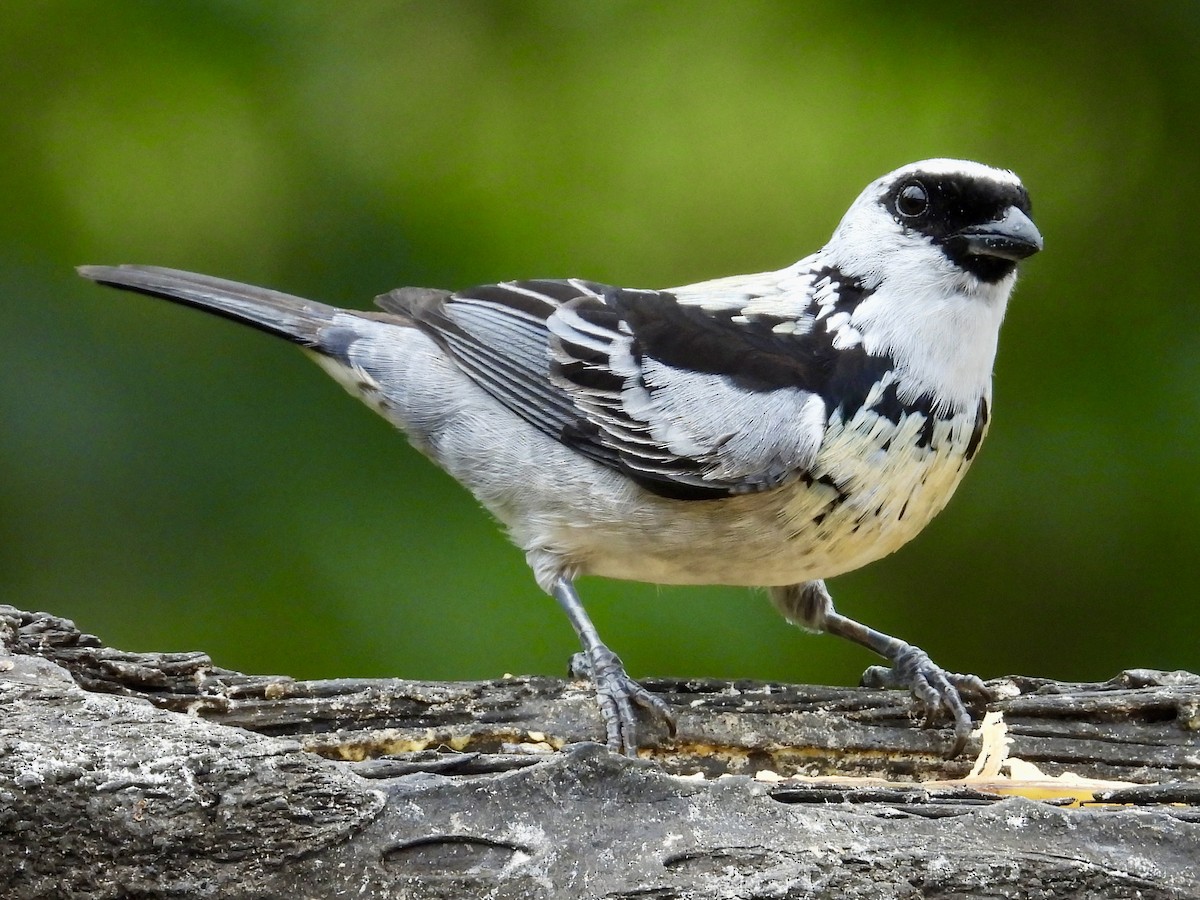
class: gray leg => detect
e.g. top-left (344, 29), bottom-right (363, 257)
top-left (550, 575), bottom-right (676, 756)
top-left (770, 580), bottom-right (991, 755)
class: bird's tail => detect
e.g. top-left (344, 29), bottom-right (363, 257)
top-left (77, 265), bottom-right (338, 346)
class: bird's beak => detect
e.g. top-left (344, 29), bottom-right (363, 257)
top-left (955, 207), bottom-right (1043, 261)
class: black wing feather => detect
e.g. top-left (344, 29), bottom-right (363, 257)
top-left (377, 277), bottom-right (845, 499)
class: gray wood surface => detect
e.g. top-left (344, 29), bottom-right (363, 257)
top-left (3, 605), bottom-right (1198, 899)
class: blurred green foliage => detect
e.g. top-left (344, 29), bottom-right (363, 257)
top-left (2, 1), bottom-right (1198, 690)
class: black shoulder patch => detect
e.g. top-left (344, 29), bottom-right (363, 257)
top-left (589, 275), bottom-right (947, 434)
top-left (811, 266), bottom-right (870, 318)
top-left (823, 346), bottom-right (896, 420)
top-left (604, 270), bottom-right (876, 400)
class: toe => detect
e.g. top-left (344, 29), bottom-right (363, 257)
top-left (585, 645), bottom-right (672, 755)
top-left (861, 644), bottom-right (987, 756)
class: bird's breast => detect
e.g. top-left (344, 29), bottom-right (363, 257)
top-left (553, 398), bottom-right (987, 587)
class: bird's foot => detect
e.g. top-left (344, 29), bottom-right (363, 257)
top-left (861, 643), bottom-right (994, 756)
top-left (569, 646), bottom-right (676, 757)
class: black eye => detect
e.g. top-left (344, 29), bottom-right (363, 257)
top-left (896, 182), bottom-right (929, 218)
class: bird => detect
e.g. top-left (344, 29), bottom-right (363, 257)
top-left (79, 157), bottom-right (1042, 757)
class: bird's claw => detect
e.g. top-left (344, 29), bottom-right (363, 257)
top-left (570, 645), bottom-right (676, 756)
top-left (862, 644), bottom-right (993, 756)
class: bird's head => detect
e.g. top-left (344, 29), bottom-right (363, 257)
top-left (824, 159), bottom-right (1042, 296)
top-left (815, 160), bottom-right (1042, 412)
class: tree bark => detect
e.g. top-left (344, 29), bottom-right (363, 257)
top-left (2, 604), bottom-right (1198, 899)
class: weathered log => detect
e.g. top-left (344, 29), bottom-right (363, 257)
top-left (2, 605), bottom-right (1198, 899)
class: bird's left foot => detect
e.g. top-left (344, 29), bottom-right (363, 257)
top-left (861, 643), bottom-right (994, 756)
top-left (570, 646), bottom-right (677, 757)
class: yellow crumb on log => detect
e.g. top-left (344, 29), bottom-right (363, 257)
top-left (774, 711), bottom-right (1143, 808)
top-left (958, 711), bottom-right (1138, 806)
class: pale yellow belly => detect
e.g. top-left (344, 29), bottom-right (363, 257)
top-left (544, 409), bottom-right (982, 588)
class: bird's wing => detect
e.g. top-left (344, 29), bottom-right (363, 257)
top-left (376, 279), bottom-right (605, 447)
top-left (377, 271), bottom-right (875, 500)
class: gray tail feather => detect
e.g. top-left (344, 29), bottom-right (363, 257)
top-left (77, 265), bottom-right (338, 346)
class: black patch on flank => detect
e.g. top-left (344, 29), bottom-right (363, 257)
top-left (867, 379), bottom-right (937, 448)
top-left (799, 470), bottom-right (851, 523)
top-left (628, 473), bottom-right (734, 502)
top-left (965, 396), bottom-right (989, 460)
top-left (800, 470), bottom-right (850, 504)
top-left (882, 171), bottom-right (1035, 284)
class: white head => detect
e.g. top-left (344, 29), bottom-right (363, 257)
top-left (823, 159), bottom-right (1043, 411)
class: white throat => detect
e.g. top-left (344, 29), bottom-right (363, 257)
top-left (851, 265), bottom-right (1013, 413)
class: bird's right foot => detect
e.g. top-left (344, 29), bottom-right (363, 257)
top-left (570, 645), bottom-right (676, 757)
top-left (862, 643), bottom-right (994, 756)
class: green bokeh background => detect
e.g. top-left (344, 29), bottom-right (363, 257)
top-left (3, 1), bottom-right (1198, 690)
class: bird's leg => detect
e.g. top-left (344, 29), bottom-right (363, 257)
top-left (770, 580), bottom-right (992, 755)
top-left (548, 574), bottom-right (676, 756)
